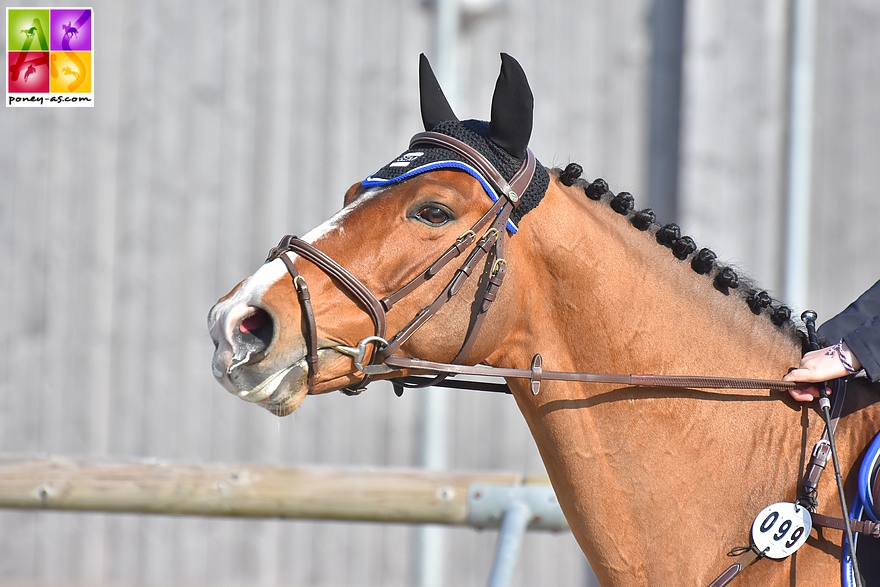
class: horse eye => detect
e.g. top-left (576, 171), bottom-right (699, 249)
top-left (417, 206), bottom-right (450, 225)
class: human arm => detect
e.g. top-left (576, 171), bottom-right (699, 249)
top-left (783, 280), bottom-right (880, 402)
top-left (840, 313), bottom-right (880, 384)
top-left (783, 340), bottom-right (862, 402)
top-left (820, 279), bottom-right (880, 384)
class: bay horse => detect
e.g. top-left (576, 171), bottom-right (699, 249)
top-left (208, 54), bottom-right (880, 586)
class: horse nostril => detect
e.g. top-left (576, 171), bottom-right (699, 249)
top-left (233, 307), bottom-right (275, 360)
top-left (240, 307), bottom-right (271, 336)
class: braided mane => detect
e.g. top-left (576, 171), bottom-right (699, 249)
top-left (554, 163), bottom-right (807, 349)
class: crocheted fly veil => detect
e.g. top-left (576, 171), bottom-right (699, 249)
top-left (363, 54), bottom-right (549, 232)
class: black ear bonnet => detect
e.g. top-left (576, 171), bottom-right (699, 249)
top-left (362, 54), bottom-right (549, 232)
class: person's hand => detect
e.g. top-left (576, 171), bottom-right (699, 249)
top-left (783, 341), bottom-right (862, 402)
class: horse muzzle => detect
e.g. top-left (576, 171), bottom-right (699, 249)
top-left (208, 297), bottom-right (363, 415)
top-left (209, 301), bottom-right (285, 394)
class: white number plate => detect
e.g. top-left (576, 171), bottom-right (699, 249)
top-left (751, 502), bottom-right (812, 559)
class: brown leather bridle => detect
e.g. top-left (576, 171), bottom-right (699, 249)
top-left (265, 131), bottom-right (536, 394)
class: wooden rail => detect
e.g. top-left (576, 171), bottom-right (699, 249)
top-left (0, 456), bottom-right (555, 527)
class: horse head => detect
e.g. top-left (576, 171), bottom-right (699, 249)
top-left (208, 54), bottom-right (549, 416)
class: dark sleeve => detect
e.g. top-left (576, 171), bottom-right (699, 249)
top-left (817, 279), bottom-right (880, 383)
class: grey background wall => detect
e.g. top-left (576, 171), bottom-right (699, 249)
top-left (1, 0), bottom-right (878, 586)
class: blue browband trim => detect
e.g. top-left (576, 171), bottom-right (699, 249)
top-left (363, 160), bottom-right (519, 234)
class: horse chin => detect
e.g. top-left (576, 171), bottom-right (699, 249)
top-left (253, 363), bottom-right (311, 417)
top-left (225, 348), bottom-right (359, 417)
top-left (259, 387), bottom-right (308, 417)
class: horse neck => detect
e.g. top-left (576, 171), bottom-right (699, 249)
top-left (493, 182), bottom-right (808, 585)
top-left (500, 181), bottom-right (802, 379)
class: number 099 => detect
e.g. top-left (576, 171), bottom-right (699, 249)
top-left (751, 503), bottom-right (812, 559)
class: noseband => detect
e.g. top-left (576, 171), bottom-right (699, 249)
top-left (265, 131), bottom-right (537, 394)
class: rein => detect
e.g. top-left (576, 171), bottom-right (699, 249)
top-left (382, 355), bottom-right (800, 394)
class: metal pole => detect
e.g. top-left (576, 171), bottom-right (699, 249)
top-left (646, 0), bottom-right (685, 224)
top-left (783, 0), bottom-right (818, 309)
top-left (434, 0), bottom-right (461, 110)
top-left (417, 4), bottom-right (459, 585)
top-left (416, 386), bottom-right (451, 587)
top-left (486, 501), bottom-right (532, 587)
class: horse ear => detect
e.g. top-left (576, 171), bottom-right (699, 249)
top-left (419, 53), bottom-right (458, 131)
top-left (488, 53), bottom-right (534, 160)
top-left (342, 181), bottom-right (362, 206)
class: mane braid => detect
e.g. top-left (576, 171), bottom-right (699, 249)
top-left (551, 165), bottom-right (806, 347)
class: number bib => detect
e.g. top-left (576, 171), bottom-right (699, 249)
top-left (751, 502), bottom-right (812, 559)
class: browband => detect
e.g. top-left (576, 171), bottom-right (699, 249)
top-left (409, 131), bottom-right (537, 206)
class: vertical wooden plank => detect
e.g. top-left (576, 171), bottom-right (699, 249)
top-left (80, 1), bottom-right (124, 582)
top-left (102, 0), bottom-right (162, 583)
top-left (2, 109), bottom-right (51, 455)
top-left (679, 0), bottom-right (789, 294)
top-left (286, 0), bottom-right (333, 235)
top-left (86, 0), bottom-right (124, 462)
top-left (106, 0), bottom-right (159, 458)
top-left (809, 0), bottom-right (880, 318)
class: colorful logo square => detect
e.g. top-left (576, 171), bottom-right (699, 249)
top-left (7, 9), bottom-right (50, 52)
top-left (6, 7), bottom-right (93, 107)
top-left (50, 9), bottom-right (92, 52)
top-left (8, 51), bottom-right (50, 92)
top-left (50, 51), bottom-right (90, 93)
